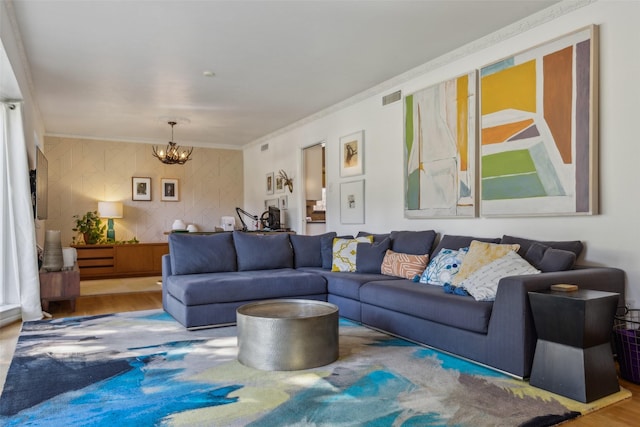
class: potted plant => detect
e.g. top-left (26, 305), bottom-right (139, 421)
top-left (73, 211), bottom-right (106, 244)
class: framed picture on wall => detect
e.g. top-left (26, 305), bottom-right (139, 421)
top-left (340, 130), bottom-right (364, 177)
top-left (264, 198), bottom-right (278, 210)
top-left (161, 178), bottom-right (179, 201)
top-left (132, 177), bottom-right (151, 201)
top-left (340, 180), bottom-right (365, 224)
top-left (279, 195), bottom-right (288, 210)
top-left (266, 172), bottom-right (275, 195)
top-left (479, 25), bottom-right (598, 216)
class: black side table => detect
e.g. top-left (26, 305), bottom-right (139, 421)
top-left (528, 289), bottom-right (620, 403)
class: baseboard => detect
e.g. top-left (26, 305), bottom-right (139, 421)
top-left (0, 304), bottom-right (21, 328)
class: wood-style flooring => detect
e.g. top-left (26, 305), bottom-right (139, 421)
top-left (1, 287), bottom-right (639, 425)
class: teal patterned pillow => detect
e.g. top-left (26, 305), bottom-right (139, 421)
top-left (420, 247), bottom-right (469, 286)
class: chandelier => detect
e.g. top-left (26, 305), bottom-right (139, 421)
top-left (152, 121), bottom-right (193, 165)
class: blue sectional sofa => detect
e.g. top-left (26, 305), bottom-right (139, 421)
top-left (162, 230), bottom-right (625, 378)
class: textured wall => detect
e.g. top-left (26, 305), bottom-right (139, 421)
top-left (44, 136), bottom-right (243, 245)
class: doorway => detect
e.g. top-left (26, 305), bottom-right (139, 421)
top-left (302, 143), bottom-right (326, 235)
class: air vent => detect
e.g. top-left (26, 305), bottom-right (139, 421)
top-left (261, 143), bottom-right (269, 151)
top-left (382, 90), bottom-right (401, 106)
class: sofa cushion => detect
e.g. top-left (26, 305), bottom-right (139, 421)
top-left (524, 242), bottom-right (576, 272)
top-left (357, 231), bottom-right (391, 243)
top-left (168, 233), bottom-right (237, 275)
top-left (380, 250), bottom-right (429, 280)
top-left (321, 234), bottom-right (352, 269)
top-left (420, 247), bottom-right (469, 286)
top-left (501, 234), bottom-right (584, 258)
top-left (389, 230), bottom-right (437, 255)
top-left (332, 236), bottom-right (373, 272)
top-left (233, 231), bottom-right (293, 271)
top-left (360, 280), bottom-right (493, 334)
top-left (452, 240), bottom-right (520, 285)
top-left (356, 237), bottom-right (391, 274)
top-left (299, 268), bottom-right (396, 300)
top-left (458, 251), bottom-right (540, 301)
top-left (290, 232), bottom-right (337, 268)
top-left (165, 268), bottom-right (326, 305)
top-left (432, 234), bottom-right (501, 258)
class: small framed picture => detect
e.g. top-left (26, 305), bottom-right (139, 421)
top-left (340, 130), bottom-right (364, 177)
top-left (161, 178), bottom-right (179, 202)
top-left (275, 175), bottom-right (285, 193)
top-left (266, 172), bottom-right (275, 195)
top-left (132, 177), bottom-right (151, 201)
top-left (279, 195), bottom-right (288, 210)
top-left (264, 198), bottom-right (278, 210)
top-left (340, 179), bottom-right (365, 224)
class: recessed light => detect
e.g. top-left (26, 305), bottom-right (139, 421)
top-left (203, 70), bottom-right (215, 77)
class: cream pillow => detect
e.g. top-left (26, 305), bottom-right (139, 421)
top-left (458, 251), bottom-right (540, 301)
top-left (451, 240), bottom-right (520, 285)
top-left (331, 236), bottom-right (373, 272)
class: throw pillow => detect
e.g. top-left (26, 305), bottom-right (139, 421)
top-left (389, 230), bottom-right (437, 255)
top-left (451, 240), bottom-right (520, 285)
top-left (233, 231), bottom-right (293, 271)
top-left (380, 249), bottom-right (429, 280)
top-left (331, 236), bottom-right (373, 272)
top-left (290, 232), bottom-right (336, 268)
top-left (457, 251), bottom-right (540, 301)
top-left (321, 234), bottom-right (352, 269)
top-left (524, 242), bottom-right (576, 272)
top-left (356, 237), bottom-right (392, 274)
top-left (356, 231), bottom-right (391, 243)
top-left (420, 247), bottom-right (469, 286)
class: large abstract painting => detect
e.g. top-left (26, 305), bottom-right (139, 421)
top-left (479, 25), bottom-right (598, 216)
top-left (404, 71), bottom-right (477, 218)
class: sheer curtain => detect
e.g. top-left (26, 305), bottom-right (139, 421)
top-left (1, 102), bottom-right (43, 321)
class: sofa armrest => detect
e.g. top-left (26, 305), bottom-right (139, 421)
top-left (486, 267), bottom-right (625, 378)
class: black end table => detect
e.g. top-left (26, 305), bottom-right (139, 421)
top-left (528, 289), bottom-right (620, 403)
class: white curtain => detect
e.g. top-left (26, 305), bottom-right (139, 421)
top-left (1, 102), bottom-right (43, 321)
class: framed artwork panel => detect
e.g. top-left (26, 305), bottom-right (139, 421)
top-left (161, 178), bottom-right (179, 202)
top-left (340, 130), bottom-right (364, 177)
top-left (266, 172), bottom-right (274, 195)
top-left (404, 71), bottom-right (477, 218)
top-left (479, 25), bottom-right (598, 216)
top-left (132, 177), bottom-right (151, 201)
top-left (340, 180), bottom-right (364, 224)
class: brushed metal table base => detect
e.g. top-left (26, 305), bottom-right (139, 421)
top-left (236, 299), bottom-right (339, 371)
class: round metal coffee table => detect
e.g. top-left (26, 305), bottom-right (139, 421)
top-left (236, 299), bottom-right (339, 371)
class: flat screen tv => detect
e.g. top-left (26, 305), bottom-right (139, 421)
top-left (33, 146), bottom-right (48, 220)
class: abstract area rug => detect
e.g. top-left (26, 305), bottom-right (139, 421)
top-left (0, 310), bottom-right (630, 427)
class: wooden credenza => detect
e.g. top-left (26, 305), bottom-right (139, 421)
top-left (72, 243), bottom-right (169, 280)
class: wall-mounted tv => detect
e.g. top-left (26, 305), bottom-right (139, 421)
top-left (31, 146), bottom-right (48, 220)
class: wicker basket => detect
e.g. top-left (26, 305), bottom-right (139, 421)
top-left (614, 308), bottom-right (640, 384)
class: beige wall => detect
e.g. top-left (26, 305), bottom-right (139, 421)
top-left (44, 136), bottom-right (243, 245)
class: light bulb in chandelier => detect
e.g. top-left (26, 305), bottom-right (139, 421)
top-left (152, 121), bottom-right (193, 165)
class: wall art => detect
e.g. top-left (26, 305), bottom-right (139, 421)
top-left (279, 195), bottom-right (288, 210)
top-left (340, 180), bottom-right (364, 224)
top-left (340, 130), bottom-right (364, 177)
top-left (266, 172), bottom-right (274, 195)
top-left (161, 178), bottom-right (179, 202)
top-left (479, 25), bottom-right (598, 216)
top-left (404, 71), bottom-right (477, 218)
top-left (132, 177), bottom-right (151, 201)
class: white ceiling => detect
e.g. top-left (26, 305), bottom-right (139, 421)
top-left (9, 0), bottom-right (560, 149)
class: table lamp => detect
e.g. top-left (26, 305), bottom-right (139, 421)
top-left (98, 201), bottom-right (123, 241)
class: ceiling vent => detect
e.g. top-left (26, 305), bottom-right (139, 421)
top-left (382, 90), bottom-right (402, 106)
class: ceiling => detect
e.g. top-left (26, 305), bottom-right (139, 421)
top-left (9, 0), bottom-right (560, 149)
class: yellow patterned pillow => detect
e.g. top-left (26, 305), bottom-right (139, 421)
top-left (380, 250), bottom-right (429, 280)
top-left (452, 240), bottom-right (520, 285)
top-left (331, 236), bottom-right (373, 272)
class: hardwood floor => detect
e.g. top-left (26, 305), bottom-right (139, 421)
top-left (1, 290), bottom-right (639, 425)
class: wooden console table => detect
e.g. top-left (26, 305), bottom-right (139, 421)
top-left (39, 264), bottom-right (80, 311)
top-left (72, 243), bottom-right (169, 280)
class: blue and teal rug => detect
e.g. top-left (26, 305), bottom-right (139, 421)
top-left (0, 309), bottom-right (630, 426)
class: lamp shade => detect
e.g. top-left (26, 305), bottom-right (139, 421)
top-left (98, 201), bottom-right (123, 219)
